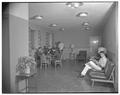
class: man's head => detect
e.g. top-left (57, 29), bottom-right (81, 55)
top-left (99, 51), bottom-right (107, 57)
top-left (98, 47), bottom-right (107, 54)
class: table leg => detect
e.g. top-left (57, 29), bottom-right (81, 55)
top-left (15, 77), bottom-right (19, 92)
top-left (26, 78), bottom-right (29, 92)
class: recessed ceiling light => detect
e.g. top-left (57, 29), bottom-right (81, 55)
top-left (85, 27), bottom-right (91, 30)
top-left (76, 12), bottom-right (88, 17)
top-left (82, 22), bottom-right (89, 26)
top-left (49, 24), bottom-right (57, 27)
top-left (35, 16), bottom-right (43, 19)
top-left (66, 2), bottom-right (72, 7)
top-left (74, 2), bottom-right (83, 8)
top-left (68, 4), bottom-right (72, 7)
top-left (59, 28), bottom-right (65, 31)
top-left (74, 3), bottom-right (80, 8)
top-left (93, 40), bottom-right (99, 44)
top-left (30, 15), bottom-right (43, 20)
top-left (66, 2), bottom-right (83, 8)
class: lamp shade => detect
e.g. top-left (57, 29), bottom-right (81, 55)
top-left (58, 43), bottom-right (64, 50)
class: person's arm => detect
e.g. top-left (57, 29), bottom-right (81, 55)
top-left (90, 58), bottom-right (99, 65)
top-left (98, 57), bottom-right (107, 68)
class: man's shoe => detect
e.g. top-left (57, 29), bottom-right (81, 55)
top-left (77, 74), bottom-right (85, 78)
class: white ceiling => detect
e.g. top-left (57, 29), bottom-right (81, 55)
top-left (29, 2), bottom-right (113, 31)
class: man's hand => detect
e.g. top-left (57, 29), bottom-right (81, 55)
top-left (89, 57), bottom-right (95, 61)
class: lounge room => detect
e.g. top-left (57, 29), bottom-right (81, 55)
top-left (2, 1), bottom-right (118, 93)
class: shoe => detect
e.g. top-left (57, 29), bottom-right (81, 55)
top-left (77, 74), bottom-right (85, 78)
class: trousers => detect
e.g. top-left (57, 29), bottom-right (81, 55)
top-left (81, 61), bottom-right (102, 76)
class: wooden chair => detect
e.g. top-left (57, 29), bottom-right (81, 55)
top-left (40, 54), bottom-right (49, 69)
top-left (54, 53), bottom-right (62, 70)
top-left (76, 50), bottom-right (87, 63)
top-left (89, 60), bottom-right (115, 87)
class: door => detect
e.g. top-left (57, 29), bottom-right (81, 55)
top-left (89, 36), bottom-right (101, 56)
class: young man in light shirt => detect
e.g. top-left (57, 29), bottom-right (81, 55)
top-left (78, 51), bottom-right (107, 78)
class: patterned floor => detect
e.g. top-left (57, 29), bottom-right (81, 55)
top-left (28, 60), bottom-right (115, 93)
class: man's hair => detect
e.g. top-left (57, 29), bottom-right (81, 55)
top-left (99, 51), bottom-right (107, 57)
top-left (99, 51), bottom-right (105, 54)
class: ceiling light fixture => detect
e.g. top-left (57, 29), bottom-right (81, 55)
top-left (49, 24), bottom-right (57, 27)
top-left (59, 28), bottom-right (65, 31)
top-left (67, 3), bottom-right (72, 7)
top-left (30, 15), bottom-right (43, 20)
top-left (66, 2), bottom-right (83, 8)
top-left (82, 22), bottom-right (89, 26)
top-left (85, 26), bottom-right (91, 30)
top-left (76, 12), bottom-right (88, 17)
top-left (35, 16), bottom-right (43, 19)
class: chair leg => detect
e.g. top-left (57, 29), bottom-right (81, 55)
top-left (40, 63), bottom-right (42, 69)
top-left (60, 62), bottom-right (62, 68)
top-left (45, 63), bottom-right (48, 69)
top-left (55, 63), bottom-right (57, 71)
top-left (92, 80), bottom-right (94, 87)
top-left (60, 63), bottom-right (62, 68)
top-left (43, 63), bottom-right (48, 70)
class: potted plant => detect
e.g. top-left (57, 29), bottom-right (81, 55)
top-left (16, 56), bottom-right (36, 74)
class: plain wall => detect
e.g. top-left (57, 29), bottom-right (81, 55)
top-left (29, 24), bottom-right (102, 59)
top-left (2, 4), bottom-right (11, 92)
top-left (102, 2), bottom-right (118, 92)
top-left (54, 27), bottom-right (101, 58)
top-left (9, 3), bottom-right (28, 20)
top-left (9, 3), bottom-right (29, 92)
top-left (30, 25), bottom-right (50, 48)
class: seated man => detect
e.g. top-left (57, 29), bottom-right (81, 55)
top-left (34, 47), bottom-right (43, 68)
top-left (78, 51), bottom-right (108, 78)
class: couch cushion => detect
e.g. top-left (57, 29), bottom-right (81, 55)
top-left (90, 71), bottom-right (106, 79)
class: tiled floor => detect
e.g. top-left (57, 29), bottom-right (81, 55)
top-left (28, 60), bottom-right (115, 93)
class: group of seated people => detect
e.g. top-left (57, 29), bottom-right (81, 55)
top-left (78, 47), bottom-right (108, 78)
top-left (34, 42), bottom-right (108, 77)
top-left (34, 42), bottom-right (64, 68)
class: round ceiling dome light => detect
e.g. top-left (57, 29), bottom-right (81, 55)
top-left (82, 22), bottom-right (89, 26)
top-left (66, 2), bottom-right (72, 7)
top-left (49, 24), bottom-right (57, 27)
top-left (85, 26), bottom-right (91, 30)
top-left (74, 2), bottom-right (83, 8)
top-left (59, 28), bottom-right (65, 31)
top-left (66, 2), bottom-right (83, 8)
top-left (30, 15), bottom-right (43, 20)
top-left (35, 16), bottom-right (43, 19)
top-left (76, 12), bottom-right (88, 17)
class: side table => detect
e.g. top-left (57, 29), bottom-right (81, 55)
top-left (16, 71), bottom-right (36, 93)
